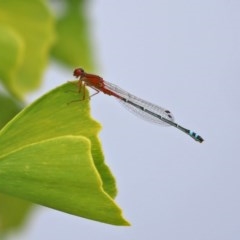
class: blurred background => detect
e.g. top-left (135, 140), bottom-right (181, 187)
top-left (1, 0), bottom-right (240, 239)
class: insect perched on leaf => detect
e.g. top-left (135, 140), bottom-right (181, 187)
top-left (72, 68), bottom-right (204, 143)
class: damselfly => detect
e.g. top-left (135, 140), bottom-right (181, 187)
top-left (73, 68), bottom-right (204, 143)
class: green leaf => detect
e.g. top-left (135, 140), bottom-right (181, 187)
top-left (0, 0), bottom-right (55, 98)
top-left (0, 83), bottom-right (129, 226)
top-left (0, 25), bottom-right (24, 97)
top-left (51, 0), bottom-right (94, 70)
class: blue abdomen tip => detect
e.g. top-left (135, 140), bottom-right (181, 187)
top-left (190, 130), bottom-right (204, 143)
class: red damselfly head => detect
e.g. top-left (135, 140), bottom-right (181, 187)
top-left (73, 68), bottom-right (85, 78)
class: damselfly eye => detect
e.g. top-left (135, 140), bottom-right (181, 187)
top-left (73, 68), bottom-right (85, 78)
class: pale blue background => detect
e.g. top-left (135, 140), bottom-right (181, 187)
top-left (9, 0), bottom-right (240, 239)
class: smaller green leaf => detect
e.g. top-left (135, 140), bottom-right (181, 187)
top-left (52, 0), bottom-right (94, 70)
top-left (0, 82), bottom-right (129, 225)
top-left (0, 25), bottom-right (24, 97)
top-left (0, 0), bottom-right (55, 98)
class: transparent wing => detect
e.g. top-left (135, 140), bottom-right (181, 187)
top-left (103, 81), bottom-right (175, 126)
